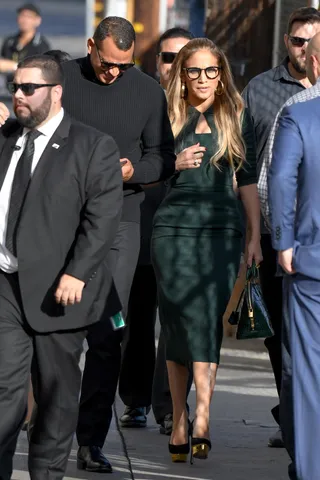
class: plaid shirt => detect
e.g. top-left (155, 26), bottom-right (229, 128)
top-left (242, 58), bottom-right (304, 234)
top-left (258, 78), bottom-right (320, 230)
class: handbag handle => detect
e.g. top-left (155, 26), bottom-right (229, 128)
top-left (246, 261), bottom-right (259, 283)
top-left (245, 261), bottom-right (260, 330)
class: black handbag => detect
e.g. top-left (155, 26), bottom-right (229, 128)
top-left (228, 262), bottom-right (274, 340)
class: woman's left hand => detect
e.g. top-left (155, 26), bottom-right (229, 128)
top-left (246, 238), bottom-right (263, 267)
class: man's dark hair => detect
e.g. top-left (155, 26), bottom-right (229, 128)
top-left (288, 7), bottom-right (320, 34)
top-left (93, 16), bottom-right (136, 51)
top-left (17, 55), bottom-right (64, 87)
top-left (157, 27), bottom-right (194, 53)
top-left (44, 50), bottom-right (72, 64)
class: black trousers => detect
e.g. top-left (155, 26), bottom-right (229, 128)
top-left (119, 264), bottom-right (157, 407)
top-left (77, 221), bottom-right (140, 447)
top-left (0, 271), bottom-right (86, 480)
top-left (259, 234), bottom-right (283, 424)
top-left (280, 276), bottom-right (296, 479)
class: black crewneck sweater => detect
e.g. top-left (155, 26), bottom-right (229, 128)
top-left (62, 55), bottom-right (175, 222)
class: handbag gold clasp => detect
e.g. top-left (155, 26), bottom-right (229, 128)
top-left (247, 279), bottom-right (255, 330)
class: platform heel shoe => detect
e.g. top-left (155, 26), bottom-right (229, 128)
top-left (191, 437), bottom-right (212, 460)
top-left (169, 420), bottom-right (192, 463)
top-left (169, 442), bottom-right (190, 463)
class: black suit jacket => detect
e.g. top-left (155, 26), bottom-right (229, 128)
top-left (0, 113), bottom-right (123, 332)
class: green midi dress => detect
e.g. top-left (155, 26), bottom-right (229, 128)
top-left (151, 107), bottom-right (257, 365)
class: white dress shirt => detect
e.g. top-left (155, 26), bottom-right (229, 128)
top-left (0, 108), bottom-right (64, 273)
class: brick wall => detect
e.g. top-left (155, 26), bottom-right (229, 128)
top-left (206, 0), bottom-right (275, 89)
top-left (206, 0), bottom-right (314, 87)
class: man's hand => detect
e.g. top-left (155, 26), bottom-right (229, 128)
top-left (0, 103), bottom-right (10, 126)
top-left (278, 248), bottom-right (296, 275)
top-left (55, 274), bottom-right (85, 306)
top-left (120, 158), bottom-right (134, 182)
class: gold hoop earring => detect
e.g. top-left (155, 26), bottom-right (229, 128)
top-left (215, 80), bottom-right (224, 96)
top-left (181, 83), bottom-right (187, 99)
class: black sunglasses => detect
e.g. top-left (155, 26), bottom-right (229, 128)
top-left (7, 82), bottom-right (58, 96)
top-left (183, 66), bottom-right (221, 80)
top-left (158, 52), bottom-right (177, 64)
top-left (289, 36), bottom-right (311, 47)
top-left (95, 45), bottom-right (135, 72)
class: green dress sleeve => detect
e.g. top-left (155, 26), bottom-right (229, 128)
top-left (235, 108), bottom-right (258, 187)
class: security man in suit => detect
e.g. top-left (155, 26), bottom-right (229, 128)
top-left (0, 54), bottom-right (122, 480)
top-left (269, 32), bottom-right (320, 480)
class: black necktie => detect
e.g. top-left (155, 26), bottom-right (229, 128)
top-left (6, 130), bottom-right (41, 256)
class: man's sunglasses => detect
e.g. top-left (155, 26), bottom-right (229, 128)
top-left (95, 45), bottom-right (135, 72)
top-left (183, 66), bottom-right (221, 80)
top-left (7, 82), bottom-right (58, 96)
top-left (289, 36), bottom-right (311, 47)
top-left (158, 52), bottom-right (177, 64)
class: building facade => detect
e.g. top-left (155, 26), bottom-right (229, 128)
top-left (206, 0), bottom-right (312, 90)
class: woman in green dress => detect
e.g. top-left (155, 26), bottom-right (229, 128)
top-left (151, 38), bottom-right (262, 464)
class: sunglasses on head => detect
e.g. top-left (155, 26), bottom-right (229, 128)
top-left (289, 36), bottom-right (311, 47)
top-left (95, 45), bottom-right (135, 72)
top-left (7, 82), bottom-right (58, 96)
top-left (158, 52), bottom-right (177, 64)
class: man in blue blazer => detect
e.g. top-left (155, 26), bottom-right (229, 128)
top-left (269, 32), bottom-right (320, 480)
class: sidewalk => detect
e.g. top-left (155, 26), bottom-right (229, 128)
top-left (13, 336), bottom-right (289, 480)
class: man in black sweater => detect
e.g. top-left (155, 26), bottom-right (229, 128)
top-left (62, 17), bottom-right (175, 473)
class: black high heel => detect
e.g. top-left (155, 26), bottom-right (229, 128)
top-left (191, 437), bottom-right (212, 459)
top-left (169, 419), bottom-right (192, 463)
top-left (169, 442), bottom-right (190, 463)
top-left (191, 419), bottom-right (211, 460)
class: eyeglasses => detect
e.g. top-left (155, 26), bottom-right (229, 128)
top-left (183, 66), bottom-right (221, 80)
top-left (7, 82), bottom-right (58, 96)
top-left (158, 52), bottom-right (177, 64)
top-left (95, 45), bottom-right (135, 73)
top-left (289, 36), bottom-right (311, 47)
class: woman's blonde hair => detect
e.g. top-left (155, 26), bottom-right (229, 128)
top-left (167, 38), bottom-right (245, 171)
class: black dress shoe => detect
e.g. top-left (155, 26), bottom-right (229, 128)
top-left (120, 406), bottom-right (147, 428)
top-left (77, 446), bottom-right (112, 473)
top-left (21, 421), bottom-right (29, 431)
top-left (268, 428), bottom-right (284, 448)
top-left (159, 413), bottom-right (173, 435)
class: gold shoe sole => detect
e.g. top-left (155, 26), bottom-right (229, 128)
top-left (192, 444), bottom-right (209, 459)
top-left (171, 453), bottom-right (188, 463)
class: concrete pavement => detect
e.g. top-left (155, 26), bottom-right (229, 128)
top-left (12, 337), bottom-right (289, 480)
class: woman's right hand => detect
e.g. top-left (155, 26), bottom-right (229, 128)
top-left (175, 143), bottom-right (206, 171)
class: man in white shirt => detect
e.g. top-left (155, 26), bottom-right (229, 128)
top-left (0, 55), bottom-right (122, 480)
